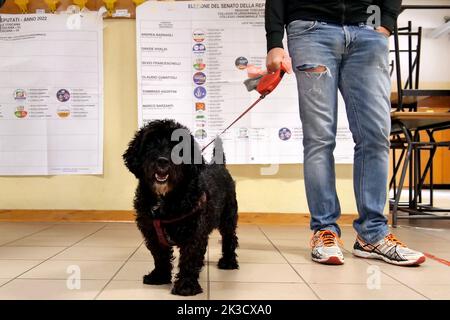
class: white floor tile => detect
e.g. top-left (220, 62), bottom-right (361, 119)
top-left (310, 283), bottom-right (426, 300)
top-left (410, 285), bottom-right (450, 300)
top-left (6, 235), bottom-right (87, 247)
top-left (0, 246), bottom-right (65, 260)
top-left (0, 260), bottom-right (42, 278)
top-left (0, 279), bottom-right (108, 300)
top-left (209, 263), bottom-right (303, 283)
top-left (51, 246), bottom-right (136, 261)
top-left (210, 282), bottom-right (318, 300)
top-left (19, 260), bottom-right (123, 280)
top-left (292, 259), bottom-right (400, 285)
top-left (209, 246), bottom-right (286, 264)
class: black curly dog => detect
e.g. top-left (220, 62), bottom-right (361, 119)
top-left (123, 119), bottom-right (239, 296)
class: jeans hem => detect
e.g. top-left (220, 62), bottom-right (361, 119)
top-left (357, 228), bottom-right (389, 244)
top-left (314, 226), bottom-right (341, 237)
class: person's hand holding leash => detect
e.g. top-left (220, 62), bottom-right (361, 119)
top-left (266, 48), bottom-right (292, 73)
top-left (376, 26), bottom-right (391, 37)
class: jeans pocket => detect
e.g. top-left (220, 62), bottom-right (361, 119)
top-left (287, 20), bottom-right (317, 38)
top-left (362, 24), bottom-right (375, 31)
top-left (368, 26), bottom-right (390, 39)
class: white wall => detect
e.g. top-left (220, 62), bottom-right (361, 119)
top-left (393, 0), bottom-right (450, 86)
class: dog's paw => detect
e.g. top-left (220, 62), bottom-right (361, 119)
top-left (143, 270), bottom-right (172, 285)
top-left (171, 278), bottom-right (203, 296)
top-left (218, 257), bottom-right (239, 270)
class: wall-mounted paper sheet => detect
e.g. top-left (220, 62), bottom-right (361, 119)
top-left (0, 12), bottom-right (104, 175)
top-left (136, 0), bottom-right (354, 164)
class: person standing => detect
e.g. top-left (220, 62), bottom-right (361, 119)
top-left (265, 0), bottom-right (426, 266)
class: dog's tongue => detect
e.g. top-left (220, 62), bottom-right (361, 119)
top-left (155, 173), bottom-right (169, 182)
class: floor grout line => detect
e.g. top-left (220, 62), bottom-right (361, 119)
top-left (0, 224), bottom-right (59, 247)
top-left (0, 224), bottom-right (108, 289)
top-left (93, 239), bottom-right (145, 300)
top-left (257, 225), bottom-right (322, 300)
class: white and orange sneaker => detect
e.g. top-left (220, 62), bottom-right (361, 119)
top-left (353, 233), bottom-right (426, 266)
top-left (310, 230), bottom-right (344, 265)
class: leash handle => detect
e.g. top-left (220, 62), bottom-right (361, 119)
top-left (201, 95), bottom-right (265, 153)
top-left (256, 63), bottom-right (287, 96)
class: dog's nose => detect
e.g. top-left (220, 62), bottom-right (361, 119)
top-left (157, 157), bottom-right (170, 168)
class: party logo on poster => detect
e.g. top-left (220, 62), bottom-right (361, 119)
top-left (193, 43), bottom-right (206, 54)
top-left (193, 58), bottom-right (206, 71)
top-left (195, 113), bottom-right (206, 120)
top-left (193, 72), bottom-right (206, 85)
top-left (235, 56), bottom-right (248, 70)
top-left (192, 29), bottom-right (206, 42)
top-left (14, 89), bottom-right (27, 100)
top-left (239, 128), bottom-right (249, 139)
top-left (193, 86), bottom-right (207, 99)
top-left (195, 129), bottom-right (207, 140)
top-left (14, 106), bottom-right (28, 118)
top-left (195, 102), bottom-right (206, 111)
top-left (57, 106), bottom-right (71, 118)
top-left (56, 89), bottom-right (71, 102)
top-left (279, 127), bottom-right (292, 141)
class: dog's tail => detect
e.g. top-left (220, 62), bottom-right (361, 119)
top-left (212, 137), bottom-right (226, 166)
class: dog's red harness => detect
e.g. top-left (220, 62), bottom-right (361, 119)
top-left (152, 193), bottom-right (207, 247)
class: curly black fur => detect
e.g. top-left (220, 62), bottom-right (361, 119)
top-left (123, 119), bottom-right (239, 296)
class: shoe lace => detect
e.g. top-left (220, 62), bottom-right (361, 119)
top-left (310, 230), bottom-right (343, 248)
top-left (385, 233), bottom-right (406, 247)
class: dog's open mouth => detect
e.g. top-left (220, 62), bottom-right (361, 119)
top-left (155, 173), bottom-right (169, 183)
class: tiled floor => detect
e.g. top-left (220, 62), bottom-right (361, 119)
top-left (0, 220), bottom-right (449, 300)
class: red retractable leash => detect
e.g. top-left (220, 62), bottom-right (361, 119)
top-left (201, 63), bottom-right (288, 152)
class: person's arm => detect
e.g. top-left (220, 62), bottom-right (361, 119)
top-left (265, 0), bottom-right (285, 52)
top-left (378, 0), bottom-right (403, 34)
top-left (265, 0), bottom-right (287, 72)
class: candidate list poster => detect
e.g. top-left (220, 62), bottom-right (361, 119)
top-left (136, 0), bottom-right (353, 164)
top-left (0, 13), bottom-right (103, 175)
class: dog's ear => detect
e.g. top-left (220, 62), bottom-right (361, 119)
top-left (123, 128), bottom-right (149, 177)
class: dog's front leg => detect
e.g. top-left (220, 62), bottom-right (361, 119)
top-left (142, 232), bottom-right (174, 285)
top-left (172, 236), bottom-right (207, 296)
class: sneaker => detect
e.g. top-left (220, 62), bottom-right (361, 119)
top-left (310, 230), bottom-right (344, 265)
top-left (353, 233), bottom-right (426, 266)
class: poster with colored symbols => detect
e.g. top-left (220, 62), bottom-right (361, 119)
top-left (136, 0), bottom-right (354, 165)
top-left (0, 12), bottom-right (103, 175)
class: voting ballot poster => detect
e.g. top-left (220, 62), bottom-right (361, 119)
top-left (136, 0), bottom-right (354, 164)
top-left (0, 12), bottom-right (104, 175)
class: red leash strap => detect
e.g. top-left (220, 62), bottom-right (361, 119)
top-left (201, 95), bottom-right (265, 152)
top-left (153, 219), bottom-right (170, 247)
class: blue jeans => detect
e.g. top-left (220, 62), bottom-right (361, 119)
top-left (287, 20), bottom-right (391, 244)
